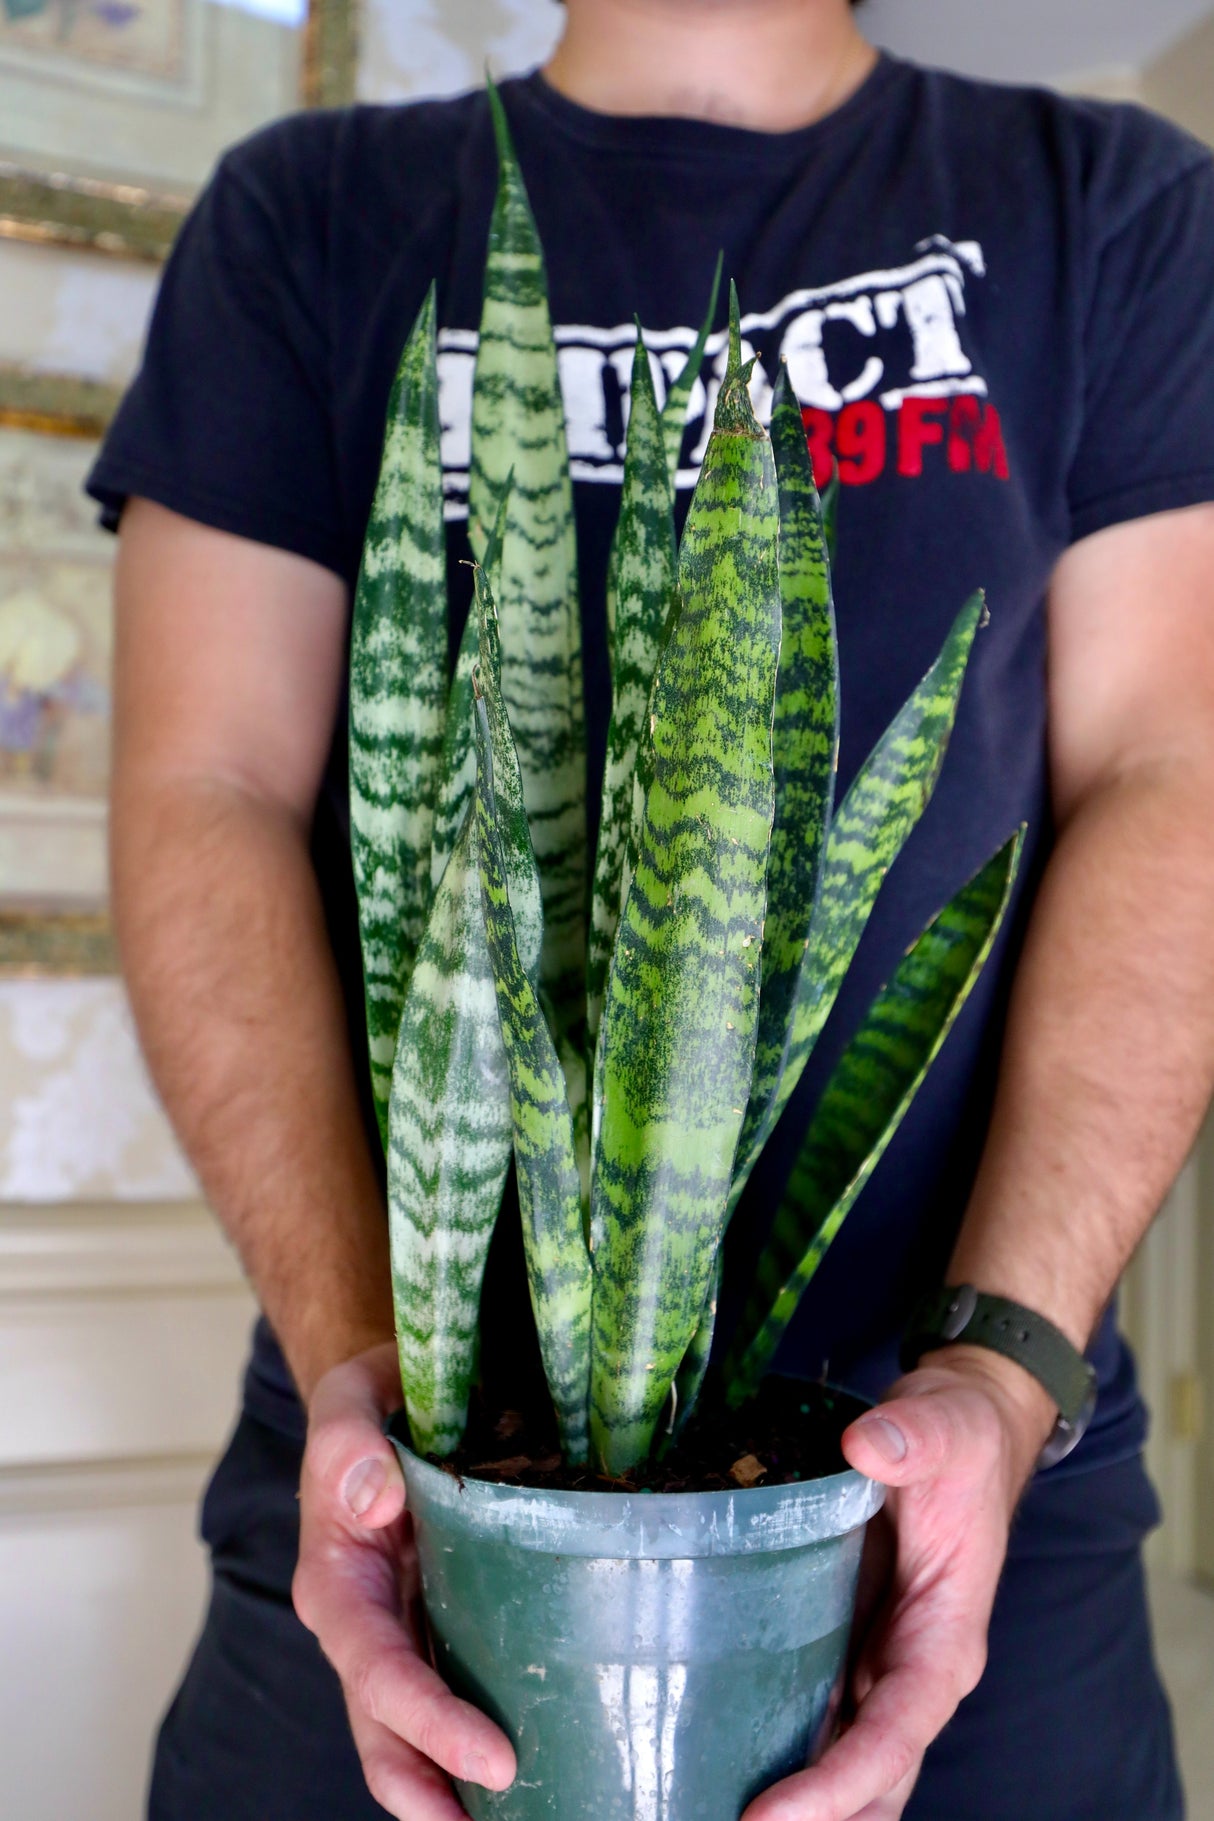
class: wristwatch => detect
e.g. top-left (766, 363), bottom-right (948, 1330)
top-left (901, 1284), bottom-right (1099, 1469)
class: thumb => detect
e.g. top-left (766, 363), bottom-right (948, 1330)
top-left (305, 1343), bottom-right (408, 1531)
top-left (841, 1389), bottom-right (967, 1489)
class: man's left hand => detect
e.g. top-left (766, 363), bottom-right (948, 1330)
top-left (742, 1351), bottom-right (1056, 1821)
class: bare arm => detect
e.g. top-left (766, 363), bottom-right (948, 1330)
top-left (112, 497), bottom-right (391, 1399)
top-left (948, 501), bottom-right (1214, 1366)
top-left (750, 501), bottom-right (1214, 1821)
top-left (113, 499), bottom-right (513, 1819)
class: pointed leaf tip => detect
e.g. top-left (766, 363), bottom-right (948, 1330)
top-left (485, 70), bottom-right (514, 166)
top-left (727, 280), bottom-right (742, 377)
top-left (659, 252), bottom-right (725, 486)
top-left (712, 282), bottom-right (762, 434)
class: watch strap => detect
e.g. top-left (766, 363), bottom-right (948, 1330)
top-left (901, 1285), bottom-right (1098, 1468)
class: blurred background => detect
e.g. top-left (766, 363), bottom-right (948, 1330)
top-left (1, 2), bottom-right (1212, 1816)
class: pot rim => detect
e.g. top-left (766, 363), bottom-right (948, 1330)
top-left (386, 1398), bottom-right (885, 1559)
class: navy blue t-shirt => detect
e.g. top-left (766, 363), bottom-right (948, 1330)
top-left (89, 55), bottom-right (1214, 1469)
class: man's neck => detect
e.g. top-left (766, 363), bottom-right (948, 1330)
top-left (543, 0), bottom-right (876, 134)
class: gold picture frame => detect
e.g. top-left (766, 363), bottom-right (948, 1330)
top-left (0, 366), bottom-right (123, 440)
top-left (0, 908), bottom-right (117, 975)
top-left (0, 0), bottom-right (358, 265)
top-left (0, 363), bottom-right (121, 973)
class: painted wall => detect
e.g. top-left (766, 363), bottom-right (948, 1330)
top-left (1145, 13), bottom-right (1214, 144)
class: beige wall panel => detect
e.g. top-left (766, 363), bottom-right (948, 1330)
top-left (0, 1201), bottom-right (254, 1468)
top-left (0, 1467), bottom-right (211, 1821)
top-left (0, 1204), bottom-right (253, 1821)
top-left (1145, 15), bottom-right (1214, 144)
top-left (0, 1287), bottom-right (254, 1463)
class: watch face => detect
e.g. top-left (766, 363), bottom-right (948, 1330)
top-left (1038, 1380), bottom-right (1099, 1471)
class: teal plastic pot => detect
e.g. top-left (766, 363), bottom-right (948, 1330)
top-left (388, 1399), bottom-right (883, 1821)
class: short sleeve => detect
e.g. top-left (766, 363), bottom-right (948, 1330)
top-left (87, 119), bottom-right (346, 578)
top-left (1068, 151), bottom-right (1214, 543)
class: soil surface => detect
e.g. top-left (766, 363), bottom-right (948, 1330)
top-left (398, 1378), bottom-right (870, 1494)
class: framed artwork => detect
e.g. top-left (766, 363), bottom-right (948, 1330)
top-left (0, 0), bottom-right (357, 262)
top-left (0, 364), bottom-right (120, 969)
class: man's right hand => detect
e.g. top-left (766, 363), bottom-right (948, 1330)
top-left (293, 1343), bottom-right (518, 1820)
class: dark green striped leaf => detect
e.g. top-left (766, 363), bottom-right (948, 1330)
top-left (431, 490), bottom-right (513, 896)
top-left (588, 291), bottom-right (780, 1476)
top-left (589, 325), bottom-right (678, 1045)
top-left (469, 79), bottom-right (588, 1150)
top-left (474, 595), bottom-right (592, 1464)
top-left (660, 252), bottom-right (723, 493)
top-left (472, 496), bottom-right (541, 982)
top-left (388, 799), bottom-right (513, 1461)
top-left (725, 830), bottom-right (1023, 1404)
top-left (430, 610), bottom-right (478, 896)
top-left (732, 590), bottom-right (986, 1201)
top-left (740, 363), bottom-right (839, 1182)
top-left (670, 1248), bottom-right (721, 1442)
top-left (820, 471), bottom-right (840, 564)
top-left (350, 284), bottom-right (447, 1148)
top-left (676, 363), bottom-right (837, 1411)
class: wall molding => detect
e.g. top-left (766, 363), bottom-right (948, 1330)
top-left (0, 1450), bottom-right (215, 1519)
top-left (0, 794), bottom-right (107, 908)
top-left (0, 1200), bottom-right (246, 1298)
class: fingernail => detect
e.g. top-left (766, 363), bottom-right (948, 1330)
top-left (857, 1417), bottom-right (908, 1464)
top-left (343, 1457), bottom-right (386, 1518)
top-left (463, 1752), bottom-right (493, 1787)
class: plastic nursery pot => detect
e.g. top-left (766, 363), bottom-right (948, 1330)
top-left (387, 1389), bottom-right (883, 1821)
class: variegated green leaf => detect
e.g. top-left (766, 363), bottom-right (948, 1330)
top-left (474, 621), bottom-right (591, 1464)
top-left (469, 79), bottom-right (588, 1146)
top-left (589, 326), bottom-right (677, 1044)
top-left (350, 284), bottom-right (447, 1148)
top-left (430, 491), bottom-right (513, 895)
top-left (732, 591), bottom-right (986, 1201)
top-left (588, 292), bottom-right (780, 1477)
top-left (740, 363), bottom-right (839, 1181)
top-left (670, 1248), bottom-right (721, 1442)
top-left (430, 610), bottom-right (478, 894)
top-left (820, 471), bottom-right (840, 564)
top-left (388, 800), bottom-right (513, 1461)
top-left (659, 251), bottom-right (723, 497)
top-left (676, 363), bottom-right (837, 1407)
top-left (471, 496), bottom-right (541, 982)
top-left (725, 830), bottom-right (1023, 1404)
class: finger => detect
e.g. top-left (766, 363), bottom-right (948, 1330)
top-left (847, 1508), bottom-right (896, 1647)
top-left (305, 1350), bottom-right (408, 1531)
top-left (307, 1565), bottom-right (516, 1791)
top-left (843, 1761), bottom-right (922, 1821)
top-left (841, 1389), bottom-right (986, 1490)
top-left (346, 1698), bottom-right (470, 1821)
top-left (743, 1653), bottom-right (971, 1821)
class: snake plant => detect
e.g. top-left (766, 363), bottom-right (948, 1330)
top-left (350, 82), bottom-right (1022, 1477)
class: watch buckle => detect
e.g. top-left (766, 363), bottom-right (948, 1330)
top-left (940, 1283), bottom-right (979, 1341)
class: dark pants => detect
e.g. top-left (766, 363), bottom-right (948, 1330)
top-left (148, 1411), bottom-right (1184, 1821)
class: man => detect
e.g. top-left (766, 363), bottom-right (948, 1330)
top-left (90, 1), bottom-right (1214, 1816)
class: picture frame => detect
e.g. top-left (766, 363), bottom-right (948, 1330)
top-left (0, 908), bottom-right (116, 975)
top-left (0, 362), bottom-right (120, 972)
top-left (0, 0), bottom-right (358, 264)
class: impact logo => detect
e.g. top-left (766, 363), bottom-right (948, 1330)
top-left (436, 236), bottom-right (1008, 519)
